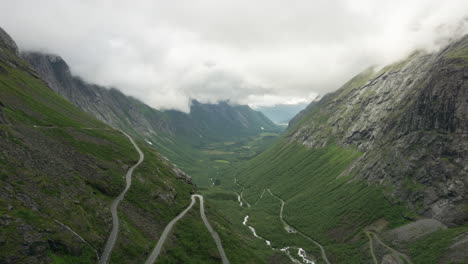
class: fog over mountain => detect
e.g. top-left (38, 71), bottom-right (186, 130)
top-left (1, 0), bottom-right (467, 112)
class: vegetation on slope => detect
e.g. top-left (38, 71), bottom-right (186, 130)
top-left (407, 225), bottom-right (468, 263)
top-left (157, 203), bottom-right (221, 264)
top-left (222, 141), bottom-right (409, 263)
top-left (0, 44), bottom-right (197, 263)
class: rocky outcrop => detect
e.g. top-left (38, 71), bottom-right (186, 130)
top-left (159, 154), bottom-right (192, 184)
top-left (287, 36), bottom-right (468, 226)
top-left (0, 26), bottom-right (18, 55)
top-left (383, 219), bottom-right (447, 243)
top-left (0, 100), bottom-right (7, 124)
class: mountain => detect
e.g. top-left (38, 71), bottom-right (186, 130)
top-left (21, 52), bottom-right (280, 184)
top-left (0, 26), bottom-right (202, 264)
top-left (230, 37), bottom-right (468, 263)
top-left (256, 103), bottom-right (308, 124)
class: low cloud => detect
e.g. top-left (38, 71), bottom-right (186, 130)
top-left (1, 0), bottom-right (467, 112)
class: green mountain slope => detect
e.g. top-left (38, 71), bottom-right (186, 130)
top-left (226, 36), bottom-right (468, 263)
top-left (0, 27), bottom-right (199, 264)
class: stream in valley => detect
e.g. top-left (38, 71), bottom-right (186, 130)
top-left (234, 178), bottom-right (317, 264)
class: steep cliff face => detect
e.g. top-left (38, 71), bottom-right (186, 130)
top-left (287, 36), bottom-right (468, 226)
top-left (21, 52), bottom-right (181, 136)
top-left (231, 36), bottom-right (467, 263)
top-left (0, 27), bottom-right (18, 55)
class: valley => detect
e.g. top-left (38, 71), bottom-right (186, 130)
top-left (1, 10), bottom-right (467, 264)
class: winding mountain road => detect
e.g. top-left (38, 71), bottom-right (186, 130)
top-left (32, 125), bottom-right (228, 263)
top-left (99, 131), bottom-right (144, 264)
top-left (27, 125), bottom-right (142, 262)
top-left (254, 189), bottom-right (266, 205)
top-left (266, 189), bottom-right (297, 233)
top-left (144, 195), bottom-right (197, 264)
top-left (145, 194), bottom-right (229, 264)
top-left (198, 195), bottom-right (230, 264)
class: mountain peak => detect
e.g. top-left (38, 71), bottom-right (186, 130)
top-left (22, 51), bottom-right (70, 73)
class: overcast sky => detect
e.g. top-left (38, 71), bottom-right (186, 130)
top-left (1, 0), bottom-right (467, 112)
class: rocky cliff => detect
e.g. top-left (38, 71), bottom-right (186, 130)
top-left (231, 35), bottom-right (468, 263)
top-left (0, 26), bottom-right (18, 55)
top-left (287, 36), bottom-right (468, 226)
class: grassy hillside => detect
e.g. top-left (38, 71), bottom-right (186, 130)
top-left (221, 140), bottom-right (410, 263)
top-left (0, 45), bottom-right (200, 263)
top-left (200, 187), bottom-right (293, 264)
top-left (157, 204), bottom-right (221, 264)
top-left (208, 138), bottom-right (465, 263)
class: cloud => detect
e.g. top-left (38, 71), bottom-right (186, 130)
top-left (1, 0), bottom-right (467, 112)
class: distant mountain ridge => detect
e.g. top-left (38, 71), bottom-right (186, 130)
top-left (22, 52), bottom-right (278, 144)
top-left (256, 103), bottom-right (308, 124)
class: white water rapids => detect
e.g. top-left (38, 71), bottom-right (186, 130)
top-left (242, 215), bottom-right (271, 246)
top-left (237, 193), bottom-right (243, 207)
top-left (242, 214), bottom-right (314, 264)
